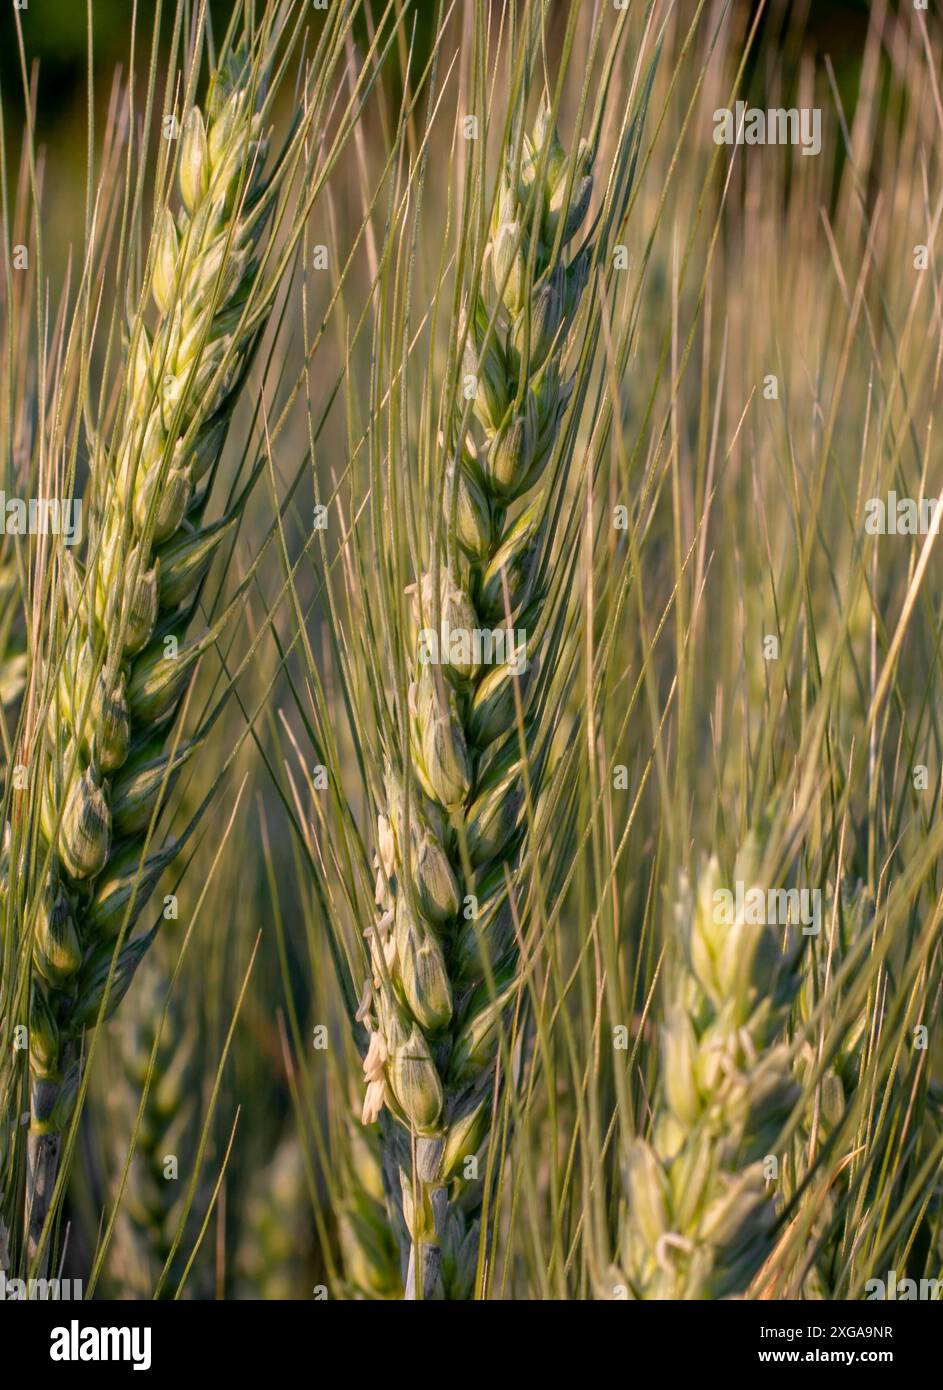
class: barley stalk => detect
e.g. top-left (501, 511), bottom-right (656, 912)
top-left (610, 841), bottom-right (802, 1300)
top-left (359, 92), bottom-right (596, 1298)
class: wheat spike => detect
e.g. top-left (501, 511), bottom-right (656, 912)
top-left (23, 23), bottom-right (292, 1267)
top-left (360, 92), bottom-right (595, 1298)
top-left (103, 958), bottom-right (200, 1297)
top-left (609, 841), bottom-right (802, 1300)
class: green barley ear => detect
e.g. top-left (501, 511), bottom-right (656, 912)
top-left (609, 846), bottom-right (802, 1300)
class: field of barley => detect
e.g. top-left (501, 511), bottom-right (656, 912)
top-left (1, 0), bottom-right (942, 1332)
